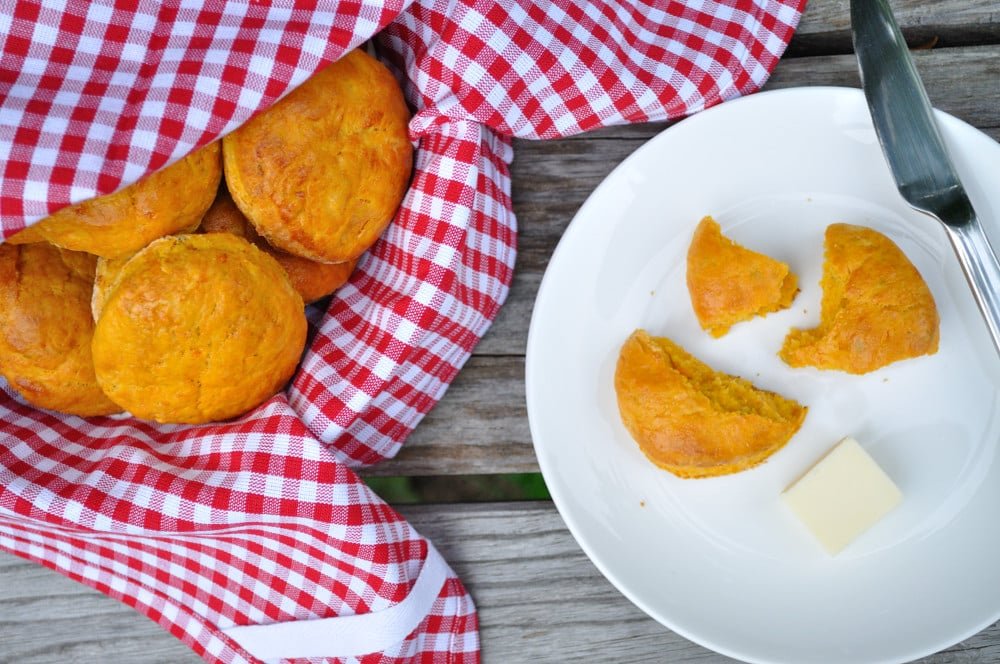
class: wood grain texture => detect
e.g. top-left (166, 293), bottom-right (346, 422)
top-left (406, 503), bottom-right (1000, 664)
top-left (766, 47), bottom-right (1000, 130)
top-left (384, 50), bottom-right (1000, 478)
top-left (0, 551), bottom-right (198, 663)
top-left (4, 503), bottom-right (1000, 663)
top-left (797, 0), bottom-right (1000, 35)
top-left (369, 356), bottom-right (534, 477)
top-left (4, 0), bottom-right (1000, 661)
top-left (790, 0), bottom-right (1000, 55)
top-left (481, 47), bottom-right (1000, 357)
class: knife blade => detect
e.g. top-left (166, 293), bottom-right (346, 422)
top-left (851, 0), bottom-right (1000, 356)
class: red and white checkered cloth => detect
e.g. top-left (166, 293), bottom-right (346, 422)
top-left (0, 1), bottom-right (805, 661)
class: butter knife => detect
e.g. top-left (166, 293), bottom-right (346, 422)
top-left (851, 0), bottom-right (1000, 356)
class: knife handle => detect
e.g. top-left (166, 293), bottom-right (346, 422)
top-left (946, 219), bottom-right (1000, 355)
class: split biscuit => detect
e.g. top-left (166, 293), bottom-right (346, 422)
top-left (615, 329), bottom-right (806, 478)
top-left (780, 224), bottom-right (939, 374)
top-left (687, 216), bottom-right (798, 337)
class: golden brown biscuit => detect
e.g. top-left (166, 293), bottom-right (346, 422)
top-left (23, 142), bottom-right (221, 258)
top-left (615, 330), bottom-right (806, 478)
top-left (91, 254), bottom-right (130, 321)
top-left (0, 243), bottom-right (120, 416)
top-left (91, 234), bottom-right (306, 424)
top-left (200, 190), bottom-right (356, 303)
top-left (56, 246), bottom-right (101, 281)
top-left (223, 48), bottom-right (412, 263)
top-left (780, 224), bottom-right (939, 374)
top-left (5, 224), bottom-right (45, 245)
top-left (687, 216), bottom-right (798, 337)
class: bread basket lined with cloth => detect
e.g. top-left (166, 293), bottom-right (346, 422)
top-left (0, 1), bottom-right (805, 661)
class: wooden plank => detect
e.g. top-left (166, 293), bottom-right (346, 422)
top-left (766, 47), bottom-right (1000, 129)
top-left (4, 502), bottom-right (1000, 663)
top-left (388, 59), bottom-right (1000, 479)
top-left (403, 502), bottom-right (735, 662)
top-left (405, 502), bottom-right (1000, 663)
top-left (480, 47), bottom-right (1000, 356)
top-left (548, 45), bottom-right (1000, 144)
top-left (790, 0), bottom-right (1000, 56)
top-left (797, 0), bottom-right (999, 36)
top-left (0, 551), bottom-right (198, 663)
top-left (365, 355), bottom-right (535, 477)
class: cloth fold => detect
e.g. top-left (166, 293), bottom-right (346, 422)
top-left (222, 541), bottom-right (452, 660)
top-left (0, 0), bottom-right (806, 661)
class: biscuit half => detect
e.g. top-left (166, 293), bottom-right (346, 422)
top-left (780, 224), bottom-right (939, 374)
top-left (615, 329), bottom-right (806, 478)
top-left (687, 216), bottom-right (798, 337)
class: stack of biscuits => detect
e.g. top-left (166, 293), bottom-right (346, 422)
top-left (0, 49), bottom-right (413, 424)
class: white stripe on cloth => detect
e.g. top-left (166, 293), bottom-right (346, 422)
top-left (221, 541), bottom-right (449, 661)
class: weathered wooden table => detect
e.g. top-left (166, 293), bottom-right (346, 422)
top-left (2, 1), bottom-right (999, 661)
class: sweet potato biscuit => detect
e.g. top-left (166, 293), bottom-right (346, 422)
top-left (0, 243), bottom-right (119, 416)
top-left (780, 224), bottom-right (939, 374)
top-left (223, 48), bottom-right (413, 263)
top-left (91, 254), bottom-right (130, 321)
top-left (615, 330), bottom-right (806, 478)
top-left (5, 224), bottom-right (45, 245)
top-left (687, 216), bottom-right (798, 337)
top-left (21, 142), bottom-right (221, 258)
top-left (91, 234), bottom-right (307, 424)
top-left (200, 190), bottom-right (355, 303)
top-left (56, 246), bottom-right (101, 281)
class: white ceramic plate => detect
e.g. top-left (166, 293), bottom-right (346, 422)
top-left (525, 87), bottom-right (1000, 664)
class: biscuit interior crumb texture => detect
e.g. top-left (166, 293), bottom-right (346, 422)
top-left (686, 216), bottom-right (798, 337)
top-left (614, 329), bottom-right (806, 478)
top-left (780, 223), bottom-right (939, 374)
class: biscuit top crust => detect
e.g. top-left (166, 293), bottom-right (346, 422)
top-left (19, 142), bottom-right (222, 258)
top-left (0, 242), bottom-right (120, 416)
top-left (92, 233), bottom-right (306, 424)
top-left (223, 48), bottom-right (412, 264)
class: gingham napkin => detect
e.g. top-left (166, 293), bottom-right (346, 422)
top-left (0, 1), bottom-right (806, 661)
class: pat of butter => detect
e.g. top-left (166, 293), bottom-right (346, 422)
top-left (782, 437), bottom-right (902, 555)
